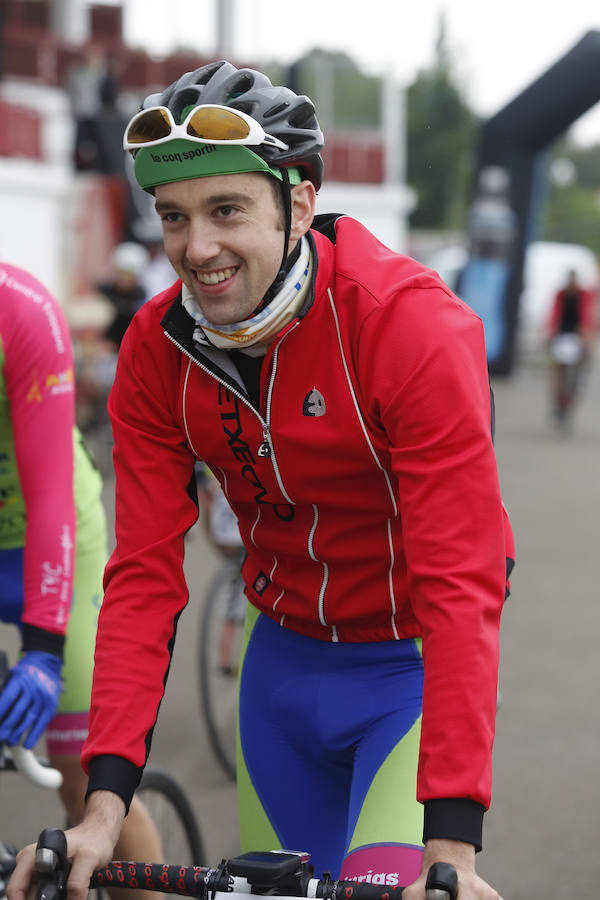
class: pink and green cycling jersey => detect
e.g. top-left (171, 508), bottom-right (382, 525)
top-left (0, 262), bottom-right (102, 639)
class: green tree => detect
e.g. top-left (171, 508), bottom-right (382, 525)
top-left (267, 49), bottom-right (381, 131)
top-left (406, 13), bottom-right (479, 229)
top-left (541, 139), bottom-right (600, 255)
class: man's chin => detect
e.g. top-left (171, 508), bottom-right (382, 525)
top-left (193, 299), bottom-right (245, 328)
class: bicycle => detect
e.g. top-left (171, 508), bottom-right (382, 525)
top-left (0, 650), bottom-right (205, 899)
top-left (134, 768), bottom-right (205, 867)
top-left (548, 331), bottom-right (586, 430)
top-left (195, 474), bottom-right (246, 782)
top-left (32, 830), bottom-right (458, 900)
top-left (0, 743), bottom-right (205, 900)
top-left (198, 549), bottom-right (245, 782)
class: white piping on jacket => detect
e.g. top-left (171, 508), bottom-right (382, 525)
top-left (308, 503), bottom-right (331, 632)
top-left (327, 288), bottom-right (399, 639)
top-left (182, 358), bottom-right (200, 457)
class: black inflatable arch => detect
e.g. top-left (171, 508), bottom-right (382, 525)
top-left (459, 30), bottom-right (600, 375)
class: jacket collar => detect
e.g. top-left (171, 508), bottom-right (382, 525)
top-left (159, 229), bottom-right (322, 395)
top-left (160, 229), bottom-right (322, 356)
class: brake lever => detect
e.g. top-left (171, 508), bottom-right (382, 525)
top-left (34, 829), bottom-right (71, 900)
top-left (425, 862), bottom-right (458, 900)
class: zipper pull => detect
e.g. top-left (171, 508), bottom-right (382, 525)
top-left (258, 427), bottom-right (271, 458)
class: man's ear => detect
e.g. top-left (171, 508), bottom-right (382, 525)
top-left (289, 181), bottom-right (316, 240)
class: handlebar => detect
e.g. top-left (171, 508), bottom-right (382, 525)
top-left (0, 651), bottom-right (63, 790)
top-left (32, 831), bottom-right (458, 900)
top-left (11, 746), bottom-right (63, 790)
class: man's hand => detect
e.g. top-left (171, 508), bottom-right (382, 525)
top-left (7, 791), bottom-right (126, 900)
top-left (403, 839), bottom-right (504, 900)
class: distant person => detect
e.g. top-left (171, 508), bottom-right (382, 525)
top-left (66, 44), bottom-right (105, 171)
top-left (142, 244), bottom-right (177, 301)
top-left (547, 268), bottom-right (596, 426)
top-left (70, 243), bottom-right (149, 433)
top-left (100, 242), bottom-right (150, 348)
top-left (132, 218), bottom-right (178, 300)
top-left (67, 45), bottom-right (125, 174)
top-left (98, 53), bottom-right (123, 115)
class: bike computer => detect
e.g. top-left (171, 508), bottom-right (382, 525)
top-left (227, 850), bottom-right (311, 883)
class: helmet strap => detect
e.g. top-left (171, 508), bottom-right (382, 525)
top-left (258, 168), bottom-right (294, 310)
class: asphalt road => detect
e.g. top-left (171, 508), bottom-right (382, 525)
top-left (2, 352), bottom-right (600, 898)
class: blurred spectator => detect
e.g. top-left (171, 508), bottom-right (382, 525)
top-left (100, 242), bottom-right (151, 348)
top-left (66, 45), bottom-right (126, 174)
top-left (132, 217), bottom-right (178, 300)
top-left (68, 243), bottom-right (149, 433)
top-left (143, 243), bottom-right (178, 301)
top-left (99, 52), bottom-right (123, 114)
top-left (66, 43), bottom-right (105, 171)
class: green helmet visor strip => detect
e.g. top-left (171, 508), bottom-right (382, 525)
top-left (133, 140), bottom-right (302, 192)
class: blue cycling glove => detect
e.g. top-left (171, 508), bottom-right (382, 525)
top-left (0, 651), bottom-right (62, 749)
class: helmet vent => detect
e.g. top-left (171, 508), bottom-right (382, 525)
top-left (198, 61), bottom-right (226, 85)
top-left (173, 88), bottom-right (203, 122)
top-left (228, 73), bottom-right (255, 99)
top-left (229, 101), bottom-right (253, 116)
top-left (264, 101), bottom-right (290, 119)
top-left (290, 102), bottom-right (318, 130)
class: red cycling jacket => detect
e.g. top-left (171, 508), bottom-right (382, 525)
top-left (83, 215), bottom-right (514, 835)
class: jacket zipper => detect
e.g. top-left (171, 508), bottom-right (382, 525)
top-left (163, 328), bottom-right (297, 504)
top-left (261, 322), bottom-right (300, 501)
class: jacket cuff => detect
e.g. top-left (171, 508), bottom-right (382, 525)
top-left (423, 798), bottom-right (485, 852)
top-left (21, 625), bottom-right (65, 660)
top-left (86, 755), bottom-right (143, 815)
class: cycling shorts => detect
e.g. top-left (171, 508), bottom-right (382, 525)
top-left (0, 498), bottom-right (107, 755)
top-left (237, 604), bottom-right (424, 885)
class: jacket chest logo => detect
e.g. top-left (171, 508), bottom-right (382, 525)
top-left (303, 387), bottom-right (326, 417)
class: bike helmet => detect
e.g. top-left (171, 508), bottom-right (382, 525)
top-left (126, 60), bottom-right (324, 302)
top-left (130, 60), bottom-right (324, 192)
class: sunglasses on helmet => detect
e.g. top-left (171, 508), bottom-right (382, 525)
top-left (123, 104), bottom-right (290, 152)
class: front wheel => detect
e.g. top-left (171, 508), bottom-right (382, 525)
top-left (136, 769), bottom-right (205, 866)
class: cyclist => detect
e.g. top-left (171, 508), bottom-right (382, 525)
top-left (0, 264), bottom-right (161, 897)
top-left (546, 268), bottom-right (596, 427)
top-left (9, 62), bottom-right (514, 900)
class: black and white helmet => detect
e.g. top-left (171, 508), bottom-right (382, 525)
top-left (142, 60), bottom-right (325, 189)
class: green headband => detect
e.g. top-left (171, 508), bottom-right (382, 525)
top-left (133, 140), bottom-right (302, 192)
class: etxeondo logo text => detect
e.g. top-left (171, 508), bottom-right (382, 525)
top-left (218, 385), bottom-right (294, 522)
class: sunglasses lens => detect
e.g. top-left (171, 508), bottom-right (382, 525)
top-left (187, 107), bottom-right (252, 141)
top-left (126, 109), bottom-right (172, 144)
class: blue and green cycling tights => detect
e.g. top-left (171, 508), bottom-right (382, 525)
top-left (237, 604), bottom-right (425, 886)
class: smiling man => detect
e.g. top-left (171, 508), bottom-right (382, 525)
top-left (154, 172), bottom-right (313, 328)
top-left (9, 61), bottom-right (513, 900)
